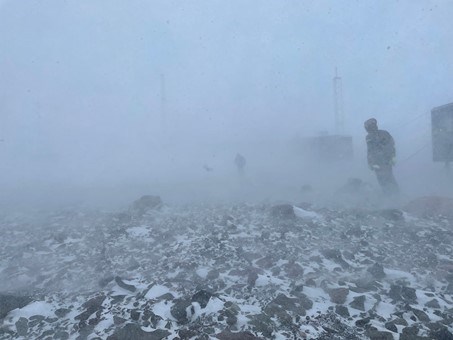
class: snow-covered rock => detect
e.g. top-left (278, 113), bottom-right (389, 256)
top-left (0, 202), bottom-right (452, 339)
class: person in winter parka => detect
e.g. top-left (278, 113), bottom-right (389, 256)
top-left (234, 153), bottom-right (246, 175)
top-left (364, 118), bottom-right (399, 195)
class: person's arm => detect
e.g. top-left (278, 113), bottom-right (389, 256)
top-left (384, 131), bottom-right (396, 163)
top-left (366, 135), bottom-right (375, 168)
top-left (390, 135), bottom-right (396, 158)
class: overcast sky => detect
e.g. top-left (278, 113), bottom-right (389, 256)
top-left (0, 0), bottom-right (452, 200)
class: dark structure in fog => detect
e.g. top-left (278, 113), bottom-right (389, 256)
top-left (298, 70), bottom-right (354, 162)
top-left (303, 134), bottom-right (354, 162)
top-left (431, 103), bottom-right (453, 164)
top-left (333, 68), bottom-right (344, 135)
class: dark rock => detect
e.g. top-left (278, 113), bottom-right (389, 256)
top-left (389, 284), bottom-right (402, 301)
top-left (28, 314), bottom-right (45, 327)
top-left (98, 275), bottom-right (114, 288)
top-left (206, 269), bottom-right (220, 280)
top-left (368, 263), bottom-right (386, 280)
top-left (55, 330), bottom-right (69, 339)
top-left (426, 322), bottom-right (446, 332)
top-left (273, 294), bottom-right (297, 308)
top-left (404, 196), bottom-right (453, 220)
top-left (223, 301), bottom-right (240, 315)
top-left (107, 323), bottom-right (170, 340)
top-left (401, 325), bottom-right (419, 337)
top-left (170, 298), bottom-right (191, 324)
top-left (157, 293), bottom-right (174, 301)
top-left (355, 317), bottom-right (370, 327)
top-left (220, 214), bottom-right (234, 226)
top-left (367, 329), bottom-right (394, 340)
top-left (426, 299), bottom-right (441, 309)
top-left (15, 317), bottom-right (28, 337)
top-left (113, 212), bottom-right (132, 224)
top-left (349, 295), bottom-right (366, 311)
top-left (343, 250), bottom-right (356, 261)
top-left (111, 295), bottom-right (127, 304)
top-left (115, 276), bottom-right (137, 292)
top-left (131, 195), bottom-right (162, 216)
top-left (226, 314), bottom-right (238, 326)
top-left (336, 178), bottom-right (369, 198)
top-left (389, 285), bottom-right (417, 302)
top-left (191, 290), bottom-right (213, 308)
top-left (127, 259), bottom-right (141, 271)
top-left (335, 305), bottom-right (350, 318)
top-left (392, 317), bottom-right (408, 326)
top-left (321, 249), bottom-right (350, 269)
top-left (346, 226), bottom-right (365, 238)
top-left (248, 313), bottom-right (274, 338)
top-left (321, 248), bottom-right (342, 260)
top-left (401, 286), bottom-right (417, 302)
top-left (269, 293), bottom-right (310, 314)
top-left (55, 308), bottom-right (70, 318)
top-left (353, 279), bottom-right (380, 292)
top-left (309, 255), bottom-right (323, 263)
top-left (130, 309), bottom-right (141, 321)
top-left (305, 278), bottom-right (317, 287)
top-left (446, 283), bottom-right (453, 294)
top-left (399, 334), bottom-right (430, 340)
top-left (283, 260), bottom-right (304, 279)
top-left (378, 209), bottom-right (404, 221)
top-left (328, 288), bottom-right (349, 304)
top-left (446, 273), bottom-right (453, 284)
top-left (297, 294), bottom-right (313, 310)
top-left (419, 252), bottom-right (438, 267)
top-left (412, 308), bottom-right (430, 322)
top-left (321, 325), bottom-right (338, 335)
top-left (29, 314), bottom-right (45, 321)
top-left (430, 327), bottom-right (453, 340)
top-left (270, 204), bottom-right (296, 219)
top-left (264, 302), bottom-right (281, 315)
top-left (384, 322), bottom-right (398, 333)
top-left (247, 270), bottom-right (259, 286)
top-left (75, 295), bottom-right (106, 323)
top-left (256, 255), bottom-right (274, 269)
top-left (41, 329), bottom-right (54, 337)
top-left (178, 329), bottom-right (198, 339)
top-left (291, 284), bottom-right (304, 294)
top-left (216, 330), bottom-right (262, 340)
top-left (113, 316), bottom-right (127, 325)
top-left (142, 310), bottom-right (163, 328)
top-left (0, 294), bottom-right (32, 319)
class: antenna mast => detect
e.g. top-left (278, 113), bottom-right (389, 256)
top-left (333, 68), bottom-right (344, 134)
top-left (160, 73), bottom-right (167, 130)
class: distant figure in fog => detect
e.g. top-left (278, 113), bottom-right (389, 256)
top-left (364, 118), bottom-right (399, 195)
top-left (234, 153), bottom-right (246, 175)
top-left (203, 164), bottom-right (213, 172)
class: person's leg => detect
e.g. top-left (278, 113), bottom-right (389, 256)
top-left (375, 166), bottom-right (399, 195)
top-left (386, 167), bottom-right (399, 195)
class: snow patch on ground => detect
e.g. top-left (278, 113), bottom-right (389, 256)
top-left (293, 206), bottom-right (322, 220)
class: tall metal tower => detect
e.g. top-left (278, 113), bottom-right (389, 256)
top-left (333, 68), bottom-right (344, 134)
top-left (160, 73), bottom-right (167, 130)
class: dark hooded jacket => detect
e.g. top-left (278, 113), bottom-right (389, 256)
top-left (366, 129), bottom-right (395, 167)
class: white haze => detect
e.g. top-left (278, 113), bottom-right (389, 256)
top-left (0, 0), bottom-right (453, 209)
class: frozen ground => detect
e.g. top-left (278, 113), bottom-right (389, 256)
top-left (0, 200), bottom-right (452, 339)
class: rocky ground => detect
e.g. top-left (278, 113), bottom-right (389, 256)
top-left (0, 196), bottom-right (452, 339)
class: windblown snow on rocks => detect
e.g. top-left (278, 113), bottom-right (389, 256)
top-left (0, 200), bottom-right (452, 339)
